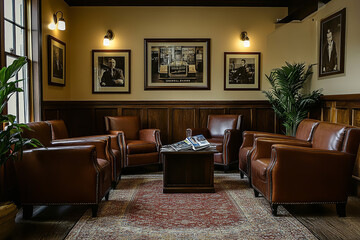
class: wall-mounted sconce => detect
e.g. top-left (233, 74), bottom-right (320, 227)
top-left (240, 31), bottom-right (250, 48)
top-left (48, 11), bottom-right (66, 31)
top-left (103, 30), bottom-right (114, 46)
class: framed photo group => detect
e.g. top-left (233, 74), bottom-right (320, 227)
top-left (47, 8), bottom-right (347, 93)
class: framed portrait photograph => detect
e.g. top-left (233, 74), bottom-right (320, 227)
top-left (48, 36), bottom-right (66, 86)
top-left (224, 52), bottom-right (260, 90)
top-left (92, 50), bottom-right (131, 94)
top-left (144, 38), bottom-right (210, 90)
top-left (319, 8), bottom-right (346, 78)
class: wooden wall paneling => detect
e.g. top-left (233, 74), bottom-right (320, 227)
top-left (198, 108), bottom-right (226, 128)
top-left (336, 108), bottom-right (351, 125)
top-left (228, 108), bottom-right (252, 131)
top-left (42, 109), bottom-right (59, 121)
top-left (60, 108), bottom-right (94, 137)
top-left (172, 108), bottom-right (196, 143)
top-left (254, 108), bottom-right (275, 133)
top-left (322, 107), bottom-right (331, 122)
top-left (353, 109), bottom-right (360, 127)
top-left (94, 108), bottom-right (118, 135)
top-left (147, 108), bottom-right (170, 144)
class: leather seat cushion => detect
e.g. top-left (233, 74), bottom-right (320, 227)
top-left (126, 140), bottom-right (157, 154)
top-left (252, 158), bottom-right (271, 181)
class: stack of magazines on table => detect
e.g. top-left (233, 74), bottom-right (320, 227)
top-left (162, 135), bottom-right (214, 151)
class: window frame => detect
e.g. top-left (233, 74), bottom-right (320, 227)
top-left (1, 0), bottom-right (31, 123)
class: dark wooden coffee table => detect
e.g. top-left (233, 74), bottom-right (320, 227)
top-left (161, 147), bottom-right (217, 193)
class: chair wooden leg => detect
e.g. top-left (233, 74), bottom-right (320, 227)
top-left (23, 205), bottom-right (33, 219)
top-left (336, 203), bottom-right (346, 217)
top-left (271, 204), bottom-right (279, 216)
top-left (254, 189), bottom-right (259, 197)
top-left (240, 172), bottom-right (244, 179)
top-left (224, 165), bottom-right (230, 173)
top-left (111, 181), bottom-right (117, 189)
top-left (92, 205), bottom-right (99, 217)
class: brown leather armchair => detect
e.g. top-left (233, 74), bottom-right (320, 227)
top-left (251, 122), bottom-right (360, 217)
top-left (15, 121), bottom-right (112, 218)
top-left (186, 115), bottom-right (243, 171)
top-left (104, 116), bottom-right (162, 168)
top-left (46, 119), bottom-right (121, 188)
top-left (239, 119), bottom-right (319, 185)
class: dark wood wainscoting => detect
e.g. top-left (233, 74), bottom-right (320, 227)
top-left (41, 100), bottom-right (277, 144)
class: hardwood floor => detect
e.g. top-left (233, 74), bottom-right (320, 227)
top-left (7, 171), bottom-right (360, 240)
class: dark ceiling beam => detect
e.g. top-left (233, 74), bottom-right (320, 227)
top-left (64, 0), bottom-right (289, 7)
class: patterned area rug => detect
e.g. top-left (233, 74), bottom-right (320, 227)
top-left (66, 173), bottom-right (316, 239)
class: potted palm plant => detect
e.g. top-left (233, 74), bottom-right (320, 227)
top-left (263, 62), bottom-right (322, 136)
top-left (0, 57), bottom-right (41, 238)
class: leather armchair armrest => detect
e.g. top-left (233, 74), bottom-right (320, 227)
top-left (139, 129), bottom-right (162, 151)
top-left (186, 128), bottom-right (210, 138)
top-left (52, 139), bottom-right (110, 162)
top-left (268, 144), bottom-right (356, 203)
top-left (252, 137), bottom-right (311, 160)
top-left (14, 146), bottom-right (99, 203)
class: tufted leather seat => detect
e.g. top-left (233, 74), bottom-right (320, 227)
top-left (250, 121), bottom-right (360, 217)
top-left (186, 115), bottom-right (243, 171)
top-left (105, 116), bottom-right (162, 168)
top-left (239, 119), bottom-right (319, 185)
top-left (15, 121), bottom-right (112, 218)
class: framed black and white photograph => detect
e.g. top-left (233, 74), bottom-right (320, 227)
top-left (92, 50), bottom-right (131, 94)
top-left (48, 36), bottom-right (66, 86)
top-left (319, 8), bottom-right (346, 78)
top-left (144, 38), bottom-right (210, 90)
top-left (224, 52), bottom-right (260, 90)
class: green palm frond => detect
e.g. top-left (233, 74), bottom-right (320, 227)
top-left (0, 57), bottom-right (43, 167)
top-left (263, 62), bottom-right (323, 136)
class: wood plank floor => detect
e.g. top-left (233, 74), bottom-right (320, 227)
top-left (6, 171), bottom-right (360, 240)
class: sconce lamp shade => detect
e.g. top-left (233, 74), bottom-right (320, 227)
top-left (103, 38), bottom-right (110, 46)
top-left (48, 22), bottom-right (56, 30)
top-left (244, 39), bottom-right (250, 47)
top-left (58, 17), bottom-right (66, 31)
top-left (241, 31), bottom-right (250, 48)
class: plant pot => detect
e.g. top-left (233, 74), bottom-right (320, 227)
top-left (0, 202), bottom-right (17, 240)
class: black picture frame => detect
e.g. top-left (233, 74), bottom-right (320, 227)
top-left (144, 38), bottom-right (210, 90)
top-left (92, 49), bottom-right (131, 94)
top-left (48, 35), bottom-right (66, 86)
top-left (224, 52), bottom-right (261, 91)
top-left (319, 8), bottom-right (346, 78)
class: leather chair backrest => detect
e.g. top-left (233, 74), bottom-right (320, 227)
top-left (105, 116), bottom-right (140, 140)
top-left (295, 119), bottom-right (320, 141)
top-left (342, 127), bottom-right (360, 155)
top-left (207, 115), bottom-right (242, 138)
top-left (311, 122), bottom-right (347, 151)
top-left (46, 120), bottom-right (69, 140)
top-left (22, 121), bottom-right (52, 147)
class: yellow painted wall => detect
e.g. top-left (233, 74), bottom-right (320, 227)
top-left (42, 0), bottom-right (71, 100)
top-left (267, 0), bottom-right (360, 95)
top-left (42, 5), bottom-right (287, 100)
